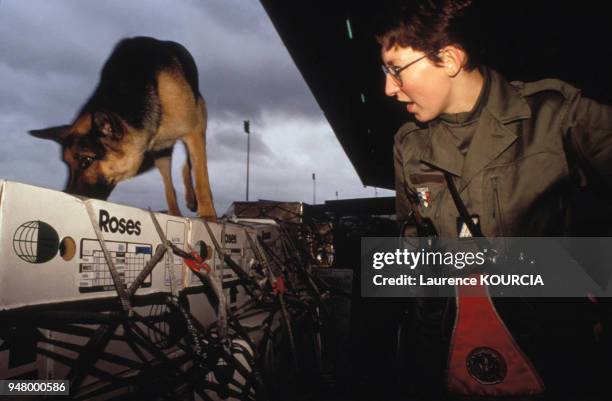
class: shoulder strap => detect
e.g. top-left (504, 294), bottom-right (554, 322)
top-left (443, 172), bottom-right (496, 254)
top-left (443, 172), bottom-right (484, 237)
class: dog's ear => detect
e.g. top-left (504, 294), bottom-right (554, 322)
top-left (29, 125), bottom-right (71, 144)
top-left (93, 111), bottom-right (124, 140)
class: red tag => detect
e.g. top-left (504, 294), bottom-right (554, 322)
top-left (272, 276), bottom-right (285, 294)
top-left (184, 252), bottom-right (210, 274)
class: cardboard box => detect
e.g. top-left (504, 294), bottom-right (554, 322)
top-left (0, 180), bottom-right (194, 310)
top-left (227, 201), bottom-right (305, 224)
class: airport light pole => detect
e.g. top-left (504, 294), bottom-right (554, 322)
top-left (244, 120), bottom-right (250, 201)
top-left (312, 172), bottom-right (316, 204)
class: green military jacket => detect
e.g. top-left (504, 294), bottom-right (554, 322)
top-left (394, 68), bottom-right (612, 237)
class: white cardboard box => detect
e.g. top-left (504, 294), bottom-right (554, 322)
top-left (0, 179), bottom-right (194, 310)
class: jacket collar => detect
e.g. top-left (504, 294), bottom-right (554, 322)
top-left (483, 68), bottom-right (531, 123)
top-left (420, 67), bottom-right (531, 187)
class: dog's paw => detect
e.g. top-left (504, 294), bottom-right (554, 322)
top-left (197, 213), bottom-right (217, 222)
top-left (186, 192), bottom-right (197, 212)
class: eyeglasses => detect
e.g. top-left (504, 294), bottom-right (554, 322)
top-left (382, 54), bottom-right (430, 85)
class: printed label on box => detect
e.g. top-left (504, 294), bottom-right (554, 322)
top-left (77, 239), bottom-right (152, 293)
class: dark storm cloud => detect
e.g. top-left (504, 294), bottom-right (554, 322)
top-left (209, 125), bottom-right (274, 162)
top-left (192, 0), bottom-right (273, 36)
top-left (0, 4), bottom-right (105, 79)
top-left (202, 64), bottom-right (321, 122)
top-left (0, 0), bottom-right (322, 128)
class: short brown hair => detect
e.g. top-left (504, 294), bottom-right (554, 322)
top-left (375, 0), bottom-right (481, 71)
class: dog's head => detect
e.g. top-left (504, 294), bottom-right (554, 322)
top-left (29, 110), bottom-right (144, 200)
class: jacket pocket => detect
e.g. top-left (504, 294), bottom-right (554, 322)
top-left (487, 151), bottom-right (567, 235)
top-left (491, 175), bottom-right (506, 236)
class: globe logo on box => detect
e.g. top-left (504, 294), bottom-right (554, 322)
top-left (12, 220), bottom-right (60, 264)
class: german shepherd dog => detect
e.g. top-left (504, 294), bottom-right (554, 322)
top-left (29, 36), bottom-right (216, 220)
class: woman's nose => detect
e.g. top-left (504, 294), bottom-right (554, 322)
top-left (384, 74), bottom-right (400, 97)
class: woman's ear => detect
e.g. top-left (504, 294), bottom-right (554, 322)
top-left (440, 45), bottom-right (467, 77)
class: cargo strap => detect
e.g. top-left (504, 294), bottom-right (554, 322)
top-left (203, 220), bottom-right (261, 298)
top-left (132, 211), bottom-right (197, 297)
top-left (150, 215), bottom-right (227, 341)
top-left (244, 230), bottom-right (298, 371)
top-left (148, 210), bottom-right (179, 298)
top-left (203, 220), bottom-right (235, 340)
top-left (127, 241), bottom-right (167, 297)
top-left (443, 172), bottom-right (545, 397)
top-left (85, 201), bottom-right (132, 313)
top-left (277, 224), bottom-right (327, 304)
top-left (167, 297), bottom-right (257, 397)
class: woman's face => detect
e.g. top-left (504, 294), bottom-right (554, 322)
top-left (382, 45), bottom-right (452, 122)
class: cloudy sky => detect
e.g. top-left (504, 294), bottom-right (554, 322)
top-left (0, 0), bottom-right (393, 216)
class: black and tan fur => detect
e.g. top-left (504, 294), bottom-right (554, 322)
top-left (29, 36), bottom-right (216, 219)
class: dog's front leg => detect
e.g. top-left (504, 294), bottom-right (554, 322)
top-left (154, 153), bottom-right (181, 216)
top-left (183, 132), bottom-right (216, 221)
top-left (182, 155), bottom-right (197, 212)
